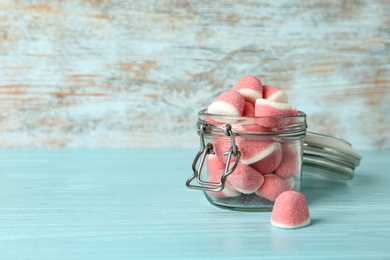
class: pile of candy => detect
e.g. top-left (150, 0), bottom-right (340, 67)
top-left (205, 75), bottom-right (310, 229)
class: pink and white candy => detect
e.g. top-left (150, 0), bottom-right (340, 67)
top-left (207, 90), bottom-right (245, 116)
top-left (207, 153), bottom-right (226, 176)
top-left (242, 102), bottom-right (255, 117)
top-left (275, 144), bottom-right (300, 179)
top-left (206, 154), bottom-right (240, 198)
top-left (255, 99), bottom-right (297, 128)
top-left (227, 163), bottom-right (264, 194)
top-left (271, 190), bottom-right (310, 229)
top-left (238, 140), bottom-right (280, 165)
top-left (232, 76), bottom-right (263, 105)
top-left (263, 85), bottom-right (289, 103)
top-left (256, 174), bottom-right (292, 201)
top-left (249, 142), bottom-right (282, 175)
top-left (213, 139), bottom-right (237, 165)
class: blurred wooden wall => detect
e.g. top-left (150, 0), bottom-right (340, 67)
top-left (0, 0), bottom-right (389, 150)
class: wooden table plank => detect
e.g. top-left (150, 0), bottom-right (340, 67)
top-left (0, 148), bottom-right (389, 259)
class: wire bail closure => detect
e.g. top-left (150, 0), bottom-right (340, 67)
top-left (186, 123), bottom-right (241, 192)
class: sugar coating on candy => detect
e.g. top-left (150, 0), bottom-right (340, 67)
top-left (213, 139), bottom-right (238, 164)
top-left (255, 99), bottom-right (295, 128)
top-left (263, 85), bottom-right (289, 103)
top-left (249, 143), bottom-right (282, 174)
top-left (227, 163), bottom-right (264, 194)
top-left (206, 174), bottom-right (241, 198)
top-left (271, 190), bottom-right (310, 229)
top-left (256, 174), bottom-right (292, 201)
top-left (285, 177), bottom-right (295, 189)
top-left (275, 144), bottom-right (300, 179)
top-left (239, 140), bottom-right (281, 165)
top-left (239, 123), bottom-right (268, 134)
top-left (206, 155), bottom-right (240, 198)
top-left (255, 99), bottom-right (294, 116)
top-left (242, 101), bottom-right (255, 117)
top-left (203, 109), bottom-right (221, 125)
top-left (232, 76), bottom-right (263, 105)
top-left (207, 154), bottom-right (225, 176)
top-left (208, 90), bottom-right (245, 116)
top-left (287, 108), bottom-right (299, 125)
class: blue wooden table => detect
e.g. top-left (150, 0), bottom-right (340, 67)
top-left (0, 149), bottom-right (389, 259)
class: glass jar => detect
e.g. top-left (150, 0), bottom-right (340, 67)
top-left (186, 109), bottom-right (307, 211)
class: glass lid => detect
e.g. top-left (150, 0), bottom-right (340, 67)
top-left (303, 132), bottom-right (362, 180)
top-left (303, 155), bottom-right (355, 180)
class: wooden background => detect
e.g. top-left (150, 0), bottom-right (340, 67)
top-left (0, 0), bottom-right (389, 150)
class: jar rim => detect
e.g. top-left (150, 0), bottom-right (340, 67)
top-left (197, 109), bottom-right (307, 139)
top-left (198, 109), bottom-right (307, 120)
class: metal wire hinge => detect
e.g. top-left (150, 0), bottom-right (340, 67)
top-left (186, 124), bottom-right (241, 192)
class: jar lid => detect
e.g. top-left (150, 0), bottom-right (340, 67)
top-left (303, 132), bottom-right (362, 180)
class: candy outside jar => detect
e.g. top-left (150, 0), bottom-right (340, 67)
top-left (186, 109), bottom-right (307, 211)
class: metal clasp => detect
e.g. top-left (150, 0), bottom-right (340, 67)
top-left (186, 123), bottom-right (241, 192)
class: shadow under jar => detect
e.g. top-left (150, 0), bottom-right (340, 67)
top-left (186, 109), bottom-right (307, 211)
